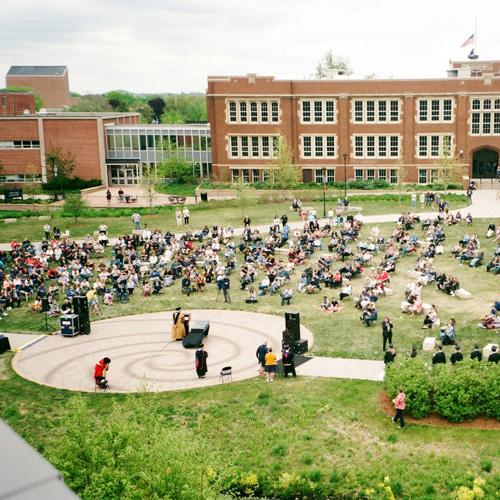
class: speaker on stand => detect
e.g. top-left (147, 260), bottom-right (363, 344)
top-left (40, 296), bottom-right (54, 331)
top-left (73, 296), bottom-right (90, 334)
top-left (285, 312), bottom-right (301, 342)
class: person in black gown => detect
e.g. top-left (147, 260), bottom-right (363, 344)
top-left (195, 344), bottom-right (208, 378)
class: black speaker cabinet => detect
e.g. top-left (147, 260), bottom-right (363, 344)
top-left (182, 332), bottom-right (203, 348)
top-left (282, 329), bottom-right (295, 348)
top-left (294, 338), bottom-right (309, 355)
top-left (41, 297), bottom-right (50, 312)
top-left (73, 296), bottom-right (90, 335)
top-left (285, 312), bottom-right (301, 342)
top-left (0, 335), bottom-right (11, 354)
top-left (60, 314), bottom-right (80, 337)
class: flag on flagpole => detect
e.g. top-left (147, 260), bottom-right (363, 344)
top-left (461, 34), bottom-right (474, 48)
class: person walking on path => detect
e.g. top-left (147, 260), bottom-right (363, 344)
top-left (381, 316), bottom-right (393, 351)
top-left (106, 189), bottom-right (112, 204)
top-left (175, 208), bottom-right (182, 227)
top-left (264, 347), bottom-right (277, 382)
top-left (183, 207), bottom-right (190, 225)
top-left (132, 212), bottom-right (141, 231)
top-left (392, 388), bottom-right (406, 428)
top-left (195, 344), bottom-right (208, 378)
top-left (256, 341), bottom-right (268, 376)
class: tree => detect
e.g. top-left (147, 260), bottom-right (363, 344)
top-left (63, 194), bottom-right (88, 222)
top-left (313, 50), bottom-right (353, 78)
top-left (69, 94), bottom-right (112, 113)
top-left (437, 137), bottom-right (465, 193)
top-left (140, 164), bottom-right (159, 207)
top-left (23, 163), bottom-right (41, 197)
top-left (271, 136), bottom-right (300, 188)
top-left (157, 156), bottom-right (195, 183)
top-left (105, 90), bottom-right (136, 112)
top-left (148, 97), bottom-right (166, 121)
top-left (396, 159), bottom-right (411, 207)
top-left (45, 148), bottom-right (76, 193)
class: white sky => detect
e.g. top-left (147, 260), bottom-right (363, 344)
top-left (1, 0), bottom-right (499, 94)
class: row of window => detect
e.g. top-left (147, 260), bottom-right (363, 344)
top-left (229, 135), bottom-right (278, 159)
top-left (227, 100), bottom-right (280, 123)
top-left (0, 174), bottom-right (42, 183)
top-left (302, 136), bottom-right (336, 158)
top-left (0, 140), bottom-right (40, 149)
top-left (417, 135), bottom-right (453, 158)
top-left (106, 132), bottom-right (211, 151)
top-left (418, 99), bottom-right (453, 122)
top-left (354, 168), bottom-right (399, 183)
top-left (354, 99), bottom-right (400, 123)
top-left (300, 100), bottom-right (336, 123)
top-left (354, 135), bottom-right (400, 158)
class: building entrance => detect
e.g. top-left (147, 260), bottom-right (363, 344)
top-left (472, 149), bottom-right (498, 178)
top-left (108, 164), bottom-right (140, 185)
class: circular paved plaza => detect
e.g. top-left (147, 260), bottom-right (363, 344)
top-left (13, 309), bottom-right (313, 393)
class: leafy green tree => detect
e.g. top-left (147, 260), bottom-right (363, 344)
top-left (148, 97), bottom-right (166, 121)
top-left (45, 148), bottom-right (76, 193)
top-left (437, 137), bottom-right (464, 193)
top-left (157, 156), bottom-right (195, 183)
top-left (396, 159), bottom-right (410, 207)
top-left (105, 90), bottom-right (136, 112)
top-left (314, 50), bottom-right (353, 78)
top-left (69, 94), bottom-right (112, 113)
top-left (63, 194), bottom-right (88, 222)
top-left (271, 136), bottom-right (300, 188)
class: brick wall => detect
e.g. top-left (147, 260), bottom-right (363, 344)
top-left (0, 92), bottom-right (35, 116)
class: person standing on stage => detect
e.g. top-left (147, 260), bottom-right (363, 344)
top-left (195, 344), bottom-right (208, 378)
top-left (171, 307), bottom-right (186, 340)
top-left (282, 345), bottom-right (297, 378)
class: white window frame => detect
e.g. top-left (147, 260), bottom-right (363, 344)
top-left (352, 168), bottom-right (398, 183)
top-left (313, 168), bottom-right (335, 183)
top-left (416, 98), bottom-right (455, 123)
top-left (352, 135), bottom-right (401, 158)
top-left (299, 99), bottom-right (337, 124)
top-left (225, 99), bottom-right (281, 124)
top-left (227, 135), bottom-right (278, 159)
top-left (351, 99), bottom-right (401, 123)
top-left (415, 134), bottom-right (454, 158)
top-left (469, 96), bottom-right (500, 135)
top-left (300, 135), bottom-right (337, 159)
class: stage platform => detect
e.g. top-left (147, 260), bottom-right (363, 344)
top-left (13, 310), bottom-right (314, 393)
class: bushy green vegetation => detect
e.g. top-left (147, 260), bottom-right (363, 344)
top-left (385, 359), bottom-right (500, 421)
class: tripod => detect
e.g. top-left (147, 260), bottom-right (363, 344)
top-left (217, 287), bottom-right (231, 303)
top-left (41, 310), bottom-right (55, 332)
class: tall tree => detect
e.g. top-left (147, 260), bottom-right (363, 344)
top-left (271, 136), bottom-right (301, 188)
top-left (63, 194), bottom-right (88, 222)
top-left (45, 147), bottom-right (76, 191)
top-left (105, 90), bottom-right (136, 112)
top-left (437, 137), bottom-right (464, 193)
top-left (314, 50), bottom-right (353, 78)
top-left (148, 97), bottom-right (166, 121)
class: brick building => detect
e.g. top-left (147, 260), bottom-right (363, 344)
top-left (0, 112), bottom-right (139, 183)
top-left (6, 66), bottom-right (71, 109)
top-left (0, 91), bottom-right (35, 117)
top-left (207, 60), bottom-right (500, 184)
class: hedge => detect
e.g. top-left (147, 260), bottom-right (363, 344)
top-left (384, 359), bottom-right (500, 422)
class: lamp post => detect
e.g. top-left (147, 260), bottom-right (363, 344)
top-left (322, 166), bottom-right (327, 217)
top-left (343, 153), bottom-right (348, 201)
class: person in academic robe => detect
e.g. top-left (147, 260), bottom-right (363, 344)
top-left (450, 345), bottom-right (464, 365)
top-left (432, 344), bottom-right (446, 365)
top-left (384, 344), bottom-right (396, 365)
top-left (171, 307), bottom-right (186, 340)
top-left (470, 344), bottom-right (482, 362)
top-left (195, 344), bottom-right (208, 378)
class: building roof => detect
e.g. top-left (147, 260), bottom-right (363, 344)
top-left (0, 419), bottom-right (77, 499)
top-left (7, 66), bottom-right (67, 77)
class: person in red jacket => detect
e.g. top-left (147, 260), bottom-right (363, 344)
top-left (94, 357), bottom-right (111, 389)
top-left (391, 388), bottom-right (406, 428)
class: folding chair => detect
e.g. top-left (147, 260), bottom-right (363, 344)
top-left (219, 366), bottom-right (232, 383)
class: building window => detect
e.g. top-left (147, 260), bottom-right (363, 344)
top-left (230, 136), bottom-right (238, 157)
top-left (378, 169), bottom-right (387, 181)
top-left (355, 169), bottom-right (363, 180)
top-left (353, 135), bottom-right (400, 158)
top-left (242, 169), bottom-right (250, 182)
top-left (229, 101), bottom-right (237, 122)
top-left (0, 140), bottom-right (40, 149)
top-left (239, 102), bottom-right (247, 122)
top-left (261, 102), bottom-right (268, 122)
top-left (300, 135), bottom-right (337, 158)
top-left (300, 99), bottom-right (336, 123)
top-left (366, 168), bottom-right (375, 180)
top-left (352, 99), bottom-right (400, 123)
top-left (228, 135), bottom-right (277, 159)
top-left (417, 134), bottom-right (453, 158)
top-left (251, 136), bottom-right (259, 157)
top-left (418, 169), bottom-right (427, 184)
top-left (231, 169), bottom-right (239, 183)
top-left (252, 169), bottom-right (260, 182)
top-left (417, 98), bottom-right (455, 122)
top-left (390, 169), bottom-right (398, 184)
top-left (262, 136), bottom-right (270, 157)
top-left (262, 169), bottom-right (270, 182)
top-left (271, 101), bottom-right (279, 122)
top-left (226, 99), bottom-right (280, 123)
top-left (250, 101), bottom-right (258, 122)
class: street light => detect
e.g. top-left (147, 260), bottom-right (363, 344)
top-left (322, 166), bottom-right (327, 217)
top-left (343, 153), bottom-right (348, 201)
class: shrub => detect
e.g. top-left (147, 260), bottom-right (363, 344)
top-left (384, 359), bottom-right (432, 418)
top-left (42, 177), bottom-right (101, 191)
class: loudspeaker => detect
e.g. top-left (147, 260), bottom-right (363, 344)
top-left (285, 312), bottom-right (300, 342)
top-left (0, 335), bottom-right (11, 354)
top-left (294, 338), bottom-right (309, 355)
top-left (282, 329), bottom-right (295, 348)
top-left (41, 297), bottom-right (50, 312)
top-left (182, 332), bottom-right (203, 348)
top-left (73, 296), bottom-right (90, 335)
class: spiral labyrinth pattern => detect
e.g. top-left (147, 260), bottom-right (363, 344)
top-left (13, 309), bottom-right (313, 393)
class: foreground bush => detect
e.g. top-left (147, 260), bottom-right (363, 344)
top-left (385, 359), bottom-right (500, 422)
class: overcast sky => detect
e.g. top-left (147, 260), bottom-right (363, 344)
top-left (1, 0), bottom-right (499, 94)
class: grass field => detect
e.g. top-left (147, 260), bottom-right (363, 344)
top-left (0, 193), bottom-right (468, 242)
top-left (0, 209), bottom-right (498, 498)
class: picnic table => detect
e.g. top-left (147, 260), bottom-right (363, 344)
top-left (168, 195), bottom-right (186, 205)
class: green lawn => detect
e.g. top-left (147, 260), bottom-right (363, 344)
top-left (0, 193), bottom-right (468, 242)
top-left (0, 356), bottom-right (498, 499)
